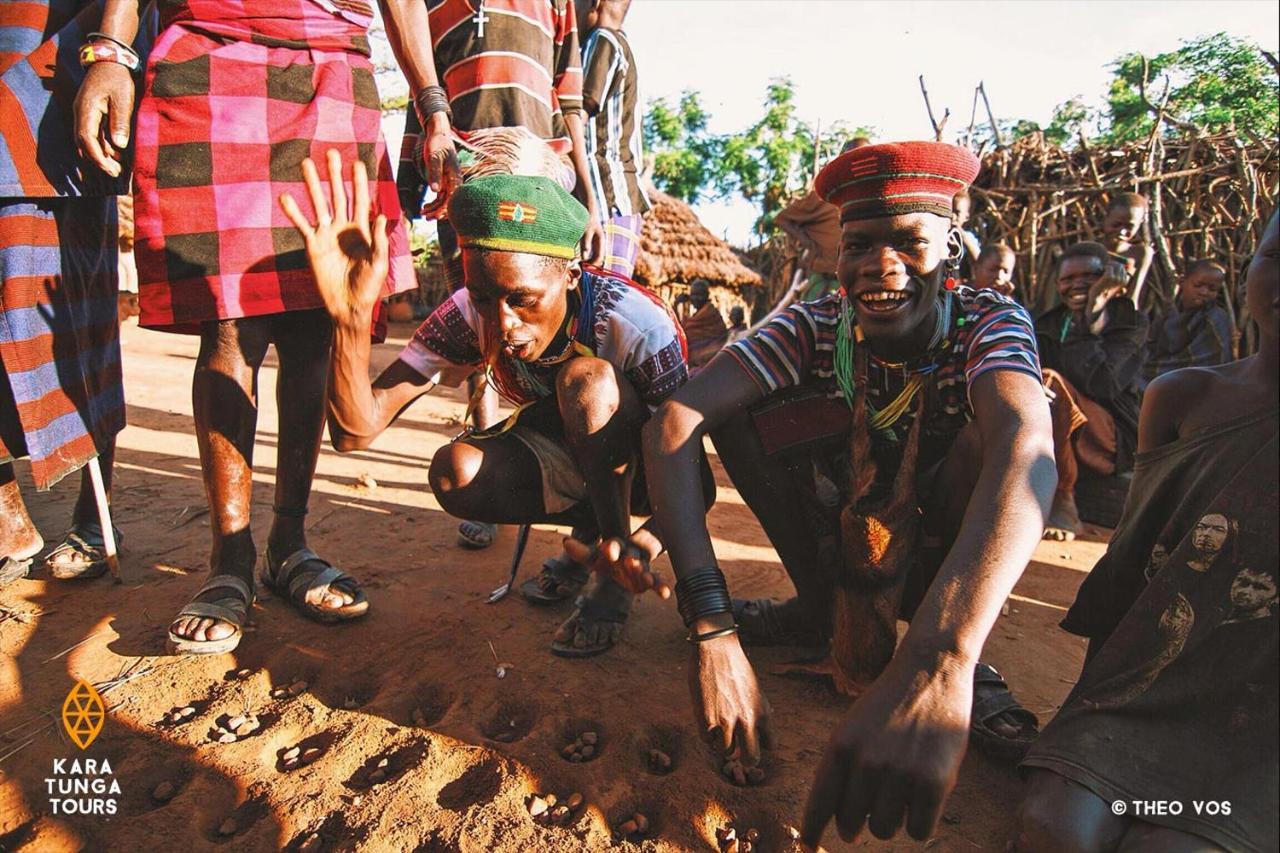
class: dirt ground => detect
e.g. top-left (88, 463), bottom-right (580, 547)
top-left (0, 320), bottom-right (1111, 852)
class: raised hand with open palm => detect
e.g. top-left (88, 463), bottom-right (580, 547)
top-left (278, 149), bottom-right (389, 330)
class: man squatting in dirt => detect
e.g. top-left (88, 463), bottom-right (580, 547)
top-left (280, 156), bottom-right (695, 658)
top-left (576, 141), bottom-right (1058, 841)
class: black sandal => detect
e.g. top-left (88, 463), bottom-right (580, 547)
top-left (519, 553), bottom-right (590, 605)
top-left (261, 547), bottom-right (369, 624)
top-left (970, 662), bottom-right (1039, 762)
top-left (44, 522), bottom-right (123, 580)
top-left (0, 555), bottom-right (32, 586)
top-left (550, 592), bottom-right (629, 658)
top-left (732, 598), bottom-right (830, 648)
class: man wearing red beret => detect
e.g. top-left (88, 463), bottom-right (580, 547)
top-left (577, 141), bottom-right (1057, 842)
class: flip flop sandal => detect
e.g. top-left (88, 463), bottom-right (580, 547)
top-left (456, 520), bottom-right (497, 550)
top-left (732, 598), bottom-right (830, 648)
top-left (519, 554), bottom-right (590, 605)
top-left (1, 555), bottom-right (33, 586)
top-left (261, 547), bottom-right (369, 624)
top-left (44, 523), bottom-right (123, 580)
top-left (550, 594), bottom-right (629, 659)
top-left (969, 662), bottom-right (1040, 762)
top-left (166, 574), bottom-right (254, 656)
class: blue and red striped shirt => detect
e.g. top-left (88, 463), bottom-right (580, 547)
top-left (726, 286), bottom-right (1041, 456)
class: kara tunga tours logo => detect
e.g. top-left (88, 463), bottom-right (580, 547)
top-left (46, 679), bottom-right (121, 815)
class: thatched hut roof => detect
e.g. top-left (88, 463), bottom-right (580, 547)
top-left (633, 187), bottom-right (762, 291)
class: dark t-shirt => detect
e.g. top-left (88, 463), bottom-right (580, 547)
top-left (1026, 409), bottom-right (1279, 853)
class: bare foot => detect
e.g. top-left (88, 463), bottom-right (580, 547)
top-left (1043, 491), bottom-right (1081, 542)
top-left (170, 545), bottom-right (256, 644)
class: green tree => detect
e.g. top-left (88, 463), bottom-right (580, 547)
top-left (1104, 33), bottom-right (1278, 142)
top-left (712, 78), bottom-right (870, 236)
top-left (643, 91), bottom-right (719, 202)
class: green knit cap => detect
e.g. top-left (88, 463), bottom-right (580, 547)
top-left (448, 174), bottom-right (588, 260)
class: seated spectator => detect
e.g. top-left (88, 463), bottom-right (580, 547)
top-left (1101, 192), bottom-right (1155, 304)
top-left (1142, 259), bottom-right (1234, 388)
top-left (726, 305), bottom-right (750, 344)
top-left (952, 187), bottom-right (983, 276)
top-left (676, 279), bottom-right (728, 371)
top-left (1012, 212), bottom-right (1278, 853)
top-left (1035, 242), bottom-right (1148, 540)
top-left (971, 242), bottom-right (1017, 299)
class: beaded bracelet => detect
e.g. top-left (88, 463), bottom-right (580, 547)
top-left (79, 41), bottom-right (140, 72)
top-left (674, 566), bottom-right (733, 628)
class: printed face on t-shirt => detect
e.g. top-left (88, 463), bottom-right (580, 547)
top-left (1190, 513), bottom-right (1231, 560)
top-left (462, 250), bottom-right (575, 362)
top-left (1229, 569), bottom-right (1277, 613)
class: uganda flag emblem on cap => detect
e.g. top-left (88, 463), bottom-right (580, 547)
top-left (497, 201), bottom-right (538, 224)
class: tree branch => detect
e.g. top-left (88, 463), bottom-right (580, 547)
top-left (978, 81), bottom-right (1004, 149)
top-left (918, 75), bottom-right (950, 142)
top-left (1137, 55), bottom-right (1199, 134)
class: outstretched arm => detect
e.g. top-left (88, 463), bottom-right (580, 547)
top-left (279, 151), bottom-right (435, 451)
top-left (802, 369), bottom-right (1055, 846)
top-left (642, 353), bottom-right (775, 761)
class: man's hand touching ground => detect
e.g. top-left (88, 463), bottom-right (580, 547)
top-left (801, 651), bottom-right (973, 846)
top-left (691, 631), bottom-right (773, 768)
top-left (279, 150), bottom-right (389, 329)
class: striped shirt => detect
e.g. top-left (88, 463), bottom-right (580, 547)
top-left (581, 26), bottom-right (648, 217)
top-left (399, 0), bottom-right (582, 208)
top-left (727, 286), bottom-right (1041, 454)
top-left (0, 1), bottom-right (127, 197)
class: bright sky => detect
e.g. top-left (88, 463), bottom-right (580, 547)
top-left (381, 1), bottom-right (1277, 246)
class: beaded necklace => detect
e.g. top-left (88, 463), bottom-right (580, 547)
top-left (833, 289), bottom-right (953, 440)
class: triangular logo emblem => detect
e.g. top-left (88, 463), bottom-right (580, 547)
top-left (62, 680), bottom-right (106, 750)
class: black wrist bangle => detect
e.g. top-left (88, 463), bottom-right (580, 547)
top-left (687, 625), bottom-right (739, 644)
top-left (675, 566), bottom-right (733, 628)
top-left (413, 85), bottom-right (452, 126)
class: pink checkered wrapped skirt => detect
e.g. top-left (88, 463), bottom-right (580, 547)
top-left (132, 3), bottom-right (414, 332)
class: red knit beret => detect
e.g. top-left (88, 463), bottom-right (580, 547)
top-left (815, 141), bottom-right (980, 223)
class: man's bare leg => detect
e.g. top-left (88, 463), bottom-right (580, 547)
top-left (1043, 370), bottom-right (1083, 541)
top-left (551, 357), bottom-right (648, 655)
top-left (456, 376), bottom-right (501, 549)
top-left (1012, 768), bottom-right (1128, 852)
top-left (169, 317), bottom-right (270, 644)
top-left (708, 409), bottom-right (835, 643)
top-left (0, 463), bottom-right (43, 575)
top-left (43, 441), bottom-right (121, 579)
top-left (264, 309), bottom-right (362, 614)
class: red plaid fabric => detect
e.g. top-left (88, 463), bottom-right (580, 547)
top-left (133, 1), bottom-right (413, 332)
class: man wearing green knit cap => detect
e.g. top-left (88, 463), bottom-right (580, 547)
top-left (279, 152), bottom-right (688, 656)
